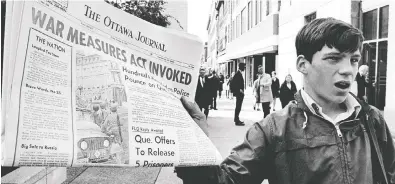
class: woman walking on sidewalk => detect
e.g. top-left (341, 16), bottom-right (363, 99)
top-left (271, 71), bottom-right (280, 111)
top-left (252, 74), bottom-right (261, 111)
top-left (279, 74), bottom-right (297, 108)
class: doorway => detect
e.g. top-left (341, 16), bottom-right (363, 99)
top-left (264, 53), bottom-right (276, 74)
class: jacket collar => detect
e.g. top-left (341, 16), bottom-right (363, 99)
top-left (294, 90), bottom-right (371, 117)
top-left (294, 90), bottom-right (312, 113)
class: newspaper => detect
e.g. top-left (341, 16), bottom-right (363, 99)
top-left (2, 0), bottom-right (222, 167)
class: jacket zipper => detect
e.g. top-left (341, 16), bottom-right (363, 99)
top-left (335, 125), bottom-right (343, 137)
top-left (337, 128), bottom-right (351, 184)
top-left (334, 118), bottom-right (360, 137)
top-left (304, 112), bottom-right (357, 184)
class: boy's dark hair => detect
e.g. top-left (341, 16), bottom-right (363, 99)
top-left (295, 17), bottom-right (364, 62)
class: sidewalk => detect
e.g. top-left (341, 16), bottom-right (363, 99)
top-left (155, 89), bottom-right (271, 184)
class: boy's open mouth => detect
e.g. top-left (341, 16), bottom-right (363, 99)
top-left (334, 81), bottom-right (351, 89)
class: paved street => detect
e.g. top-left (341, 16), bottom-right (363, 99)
top-left (65, 89), bottom-right (274, 184)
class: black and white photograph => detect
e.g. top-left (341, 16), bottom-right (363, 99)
top-left (74, 50), bottom-right (129, 165)
top-left (2, 0), bottom-right (395, 184)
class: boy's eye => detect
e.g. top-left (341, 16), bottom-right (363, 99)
top-left (325, 57), bottom-right (340, 61)
top-left (351, 58), bottom-right (359, 63)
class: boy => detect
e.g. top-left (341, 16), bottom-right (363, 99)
top-left (178, 18), bottom-right (395, 184)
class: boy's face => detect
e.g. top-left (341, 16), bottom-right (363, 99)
top-left (303, 45), bottom-right (361, 104)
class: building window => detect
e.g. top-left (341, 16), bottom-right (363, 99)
top-left (230, 1), bottom-right (232, 14)
top-left (224, 1), bottom-right (227, 15)
top-left (230, 23), bottom-right (232, 42)
top-left (278, 0), bottom-right (281, 12)
top-left (248, 1), bottom-right (252, 30)
top-left (252, 0), bottom-right (255, 26)
top-left (260, 0), bottom-right (264, 20)
top-left (266, 0), bottom-right (270, 16)
top-left (232, 20), bottom-right (235, 40)
top-left (304, 12), bottom-right (316, 24)
top-left (231, 20), bottom-right (233, 40)
top-left (238, 14), bottom-right (241, 37)
top-left (229, 1), bottom-right (231, 15)
top-left (237, 14), bottom-right (241, 37)
top-left (379, 5), bottom-right (389, 39)
top-left (232, 0), bottom-right (235, 13)
top-left (226, 25), bottom-right (228, 43)
top-left (363, 9), bottom-right (377, 40)
top-left (241, 8), bottom-right (246, 34)
top-left (255, 0), bottom-right (259, 25)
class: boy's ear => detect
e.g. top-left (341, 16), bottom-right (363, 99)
top-left (296, 55), bottom-right (309, 74)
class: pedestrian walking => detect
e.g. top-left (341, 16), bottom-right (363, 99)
top-left (218, 73), bottom-right (225, 98)
top-left (224, 75), bottom-right (230, 99)
top-left (279, 74), bottom-right (297, 108)
top-left (230, 63), bottom-right (245, 126)
top-left (252, 74), bottom-right (261, 111)
top-left (195, 67), bottom-right (211, 118)
top-left (271, 71), bottom-right (280, 111)
top-left (228, 72), bottom-right (235, 100)
top-left (208, 70), bottom-right (220, 110)
top-left (255, 66), bottom-right (273, 118)
top-left (177, 17), bottom-right (395, 184)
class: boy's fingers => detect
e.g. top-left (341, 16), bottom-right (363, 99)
top-left (180, 96), bottom-right (200, 114)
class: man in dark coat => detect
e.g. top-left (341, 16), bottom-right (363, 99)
top-left (218, 73), bottom-right (225, 98)
top-left (208, 70), bottom-right (220, 110)
top-left (195, 67), bottom-right (211, 118)
top-left (230, 63), bottom-right (246, 126)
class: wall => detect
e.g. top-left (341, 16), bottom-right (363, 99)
top-left (226, 13), bottom-right (278, 58)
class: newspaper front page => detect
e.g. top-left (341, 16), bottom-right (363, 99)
top-left (2, 0), bottom-right (222, 167)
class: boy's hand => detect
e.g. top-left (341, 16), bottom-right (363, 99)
top-left (176, 97), bottom-right (222, 183)
top-left (180, 96), bottom-right (208, 136)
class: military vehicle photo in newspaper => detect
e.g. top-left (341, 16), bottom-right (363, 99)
top-left (74, 50), bottom-right (129, 165)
